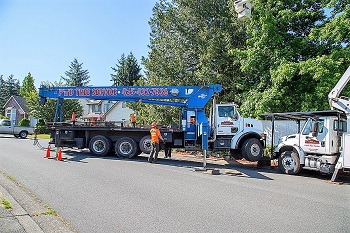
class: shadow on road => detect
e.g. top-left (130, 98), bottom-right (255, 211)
top-left (57, 149), bottom-right (279, 181)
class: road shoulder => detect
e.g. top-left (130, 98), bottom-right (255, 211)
top-left (0, 171), bottom-right (76, 233)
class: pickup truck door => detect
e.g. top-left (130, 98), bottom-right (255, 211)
top-left (0, 120), bottom-right (13, 134)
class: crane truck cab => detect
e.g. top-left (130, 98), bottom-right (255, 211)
top-left (211, 103), bottom-right (265, 161)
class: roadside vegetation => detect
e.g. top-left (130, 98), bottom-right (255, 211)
top-left (0, 0), bottom-right (348, 126)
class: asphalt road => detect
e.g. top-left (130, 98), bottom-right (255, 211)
top-left (0, 134), bottom-right (349, 233)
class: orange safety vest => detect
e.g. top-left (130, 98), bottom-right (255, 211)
top-left (131, 113), bottom-right (135, 122)
top-left (150, 128), bottom-right (161, 143)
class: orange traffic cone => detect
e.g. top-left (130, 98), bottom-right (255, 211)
top-left (57, 149), bottom-right (63, 161)
top-left (45, 145), bottom-right (51, 158)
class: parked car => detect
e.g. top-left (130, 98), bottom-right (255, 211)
top-left (0, 119), bottom-right (34, 139)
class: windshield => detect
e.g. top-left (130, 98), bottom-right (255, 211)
top-left (302, 118), bottom-right (324, 135)
top-left (218, 106), bottom-right (235, 118)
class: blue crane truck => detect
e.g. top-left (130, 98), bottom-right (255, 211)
top-left (39, 84), bottom-right (265, 161)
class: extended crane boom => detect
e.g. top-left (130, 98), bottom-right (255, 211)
top-left (328, 66), bottom-right (350, 114)
top-left (39, 84), bottom-right (222, 109)
top-left (38, 83), bottom-right (265, 163)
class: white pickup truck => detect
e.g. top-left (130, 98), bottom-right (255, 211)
top-left (0, 119), bottom-right (34, 139)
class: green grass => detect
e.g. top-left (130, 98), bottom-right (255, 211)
top-left (29, 134), bottom-right (51, 139)
top-left (1, 197), bottom-right (12, 209)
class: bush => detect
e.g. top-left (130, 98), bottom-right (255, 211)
top-left (0, 115), bottom-right (9, 119)
top-left (18, 118), bottom-right (30, 127)
top-left (38, 125), bottom-right (50, 134)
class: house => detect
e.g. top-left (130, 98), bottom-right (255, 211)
top-left (3, 95), bottom-right (37, 127)
top-left (79, 99), bottom-right (134, 125)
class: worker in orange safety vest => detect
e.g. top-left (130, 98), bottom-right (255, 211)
top-left (148, 122), bottom-right (164, 163)
top-left (130, 113), bottom-right (136, 127)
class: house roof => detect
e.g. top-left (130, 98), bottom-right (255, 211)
top-left (3, 96), bottom-right (29, 113)
top-left (86, 100), bottom-right (102, 105)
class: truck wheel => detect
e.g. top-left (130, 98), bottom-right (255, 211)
top-left (19, 131), bottom-right (28, 139)
top-left (115, 137), bottom-right (138, 159)
top-left (89, 135), bottom-right (112, 157)
top-left (139, 135), bottom-right (152, 154)
top-left (241, 138), bottom-right (263, 162)
top-left (278, 151), bottom-right (301, 175)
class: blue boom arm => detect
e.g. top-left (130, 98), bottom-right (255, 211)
top-left (39, 84), bottom-right (222, 109)
top-left (39, 84), bottom-right (222, 151)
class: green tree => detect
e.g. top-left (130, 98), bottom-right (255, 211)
top-left (110, 52), bottom-right (142, 86)
top-left (26, 81), bottom-right (83, 123)
top-left (20, 72), bottom-right (36, 99)
top-left (0, 74), bottom-right (21, 114)
top-left (136, 0), bottom-right (247, 124)
top-left (230, 0), bottom-right (350, 117)
top-left (61, 58), bottom-right (90, 86)
top-left (0, 75), bottom-right (5, 114)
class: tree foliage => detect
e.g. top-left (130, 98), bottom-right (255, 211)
top-left (0, 74), bottom-right (21, 114)
top-left (26, 81), bottom-right (83, 123)
top-left (137, 0), bottom-right (247, 124)
top-left (61, 58), bottom-right (90, 86)
top-left (229, 0), bottom-right (350, 117)
top-left (110, 52), bottom-right (142, 86)
top-left (20, 73), bottom-right (36, 99)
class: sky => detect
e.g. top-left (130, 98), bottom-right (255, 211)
top-left (0, 0), bottom-right (159, 88)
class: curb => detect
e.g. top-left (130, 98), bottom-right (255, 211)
top-left (0, 172), bottom-right (76, 233)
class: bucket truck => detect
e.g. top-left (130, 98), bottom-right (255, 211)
top-left (38, 84), bottom-right (265, 161)
top-left (271, 66), bottom-right (350, 180)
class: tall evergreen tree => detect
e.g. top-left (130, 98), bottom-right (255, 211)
top-left (133, 0), bottom-right (248, 125)
top-left (61, 58), bottom-right (90, 86)
top-left (110, 52), bottom-right (142, 86)
top-left (20, 72), bottom-right (37, 99)
top-left (0, 75), bottom-right (21, 114)
top-left (0, 75), bottom-right (5, 114)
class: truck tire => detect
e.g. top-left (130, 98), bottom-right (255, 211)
top-left (241, 138), bottom-right (263, 162)
top-left (278, 151), bottom-right (301, 175)
top-left (115, 137), bottom-right (138, 159)
top-left (139, 135), bottom-right (152, 154)
top-left (19, 131), bottom-right (28, 139)
top-left (88, 135), bottom-right (112, 157)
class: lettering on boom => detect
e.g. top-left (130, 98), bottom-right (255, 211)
top-left (91, 88), bottom-right (118, 97)
top-left (122, 87), bottom-right (169, 97)
top-left (57, 87), bottom-right (170, 98)
top-left (58, 89), bottom-right (74, 97)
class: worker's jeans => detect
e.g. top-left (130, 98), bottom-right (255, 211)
top-left (149, 142), bottom-right (160, 162)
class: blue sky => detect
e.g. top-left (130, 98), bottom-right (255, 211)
top-left (0, 0), bottom-right (158, 88)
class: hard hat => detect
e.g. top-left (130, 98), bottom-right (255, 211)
top-left (151, 122), bottom-right (157, 127)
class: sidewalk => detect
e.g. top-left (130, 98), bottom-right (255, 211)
top-left (0, 172), bottom-right (76, 233)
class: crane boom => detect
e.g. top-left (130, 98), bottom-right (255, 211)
top-left (39, 84), bottom-right (222, 109)
top-left (328, 66), bottom-right (350, 114)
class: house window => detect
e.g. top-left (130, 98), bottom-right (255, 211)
top-left (91, 105), bottom-right (101, 113)
top-left (122, 102), bottom-right (126, 108)
top-left (103, 103), bottom-right (110, 113)
top-left (6, 109), bottom-right (11, 118)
